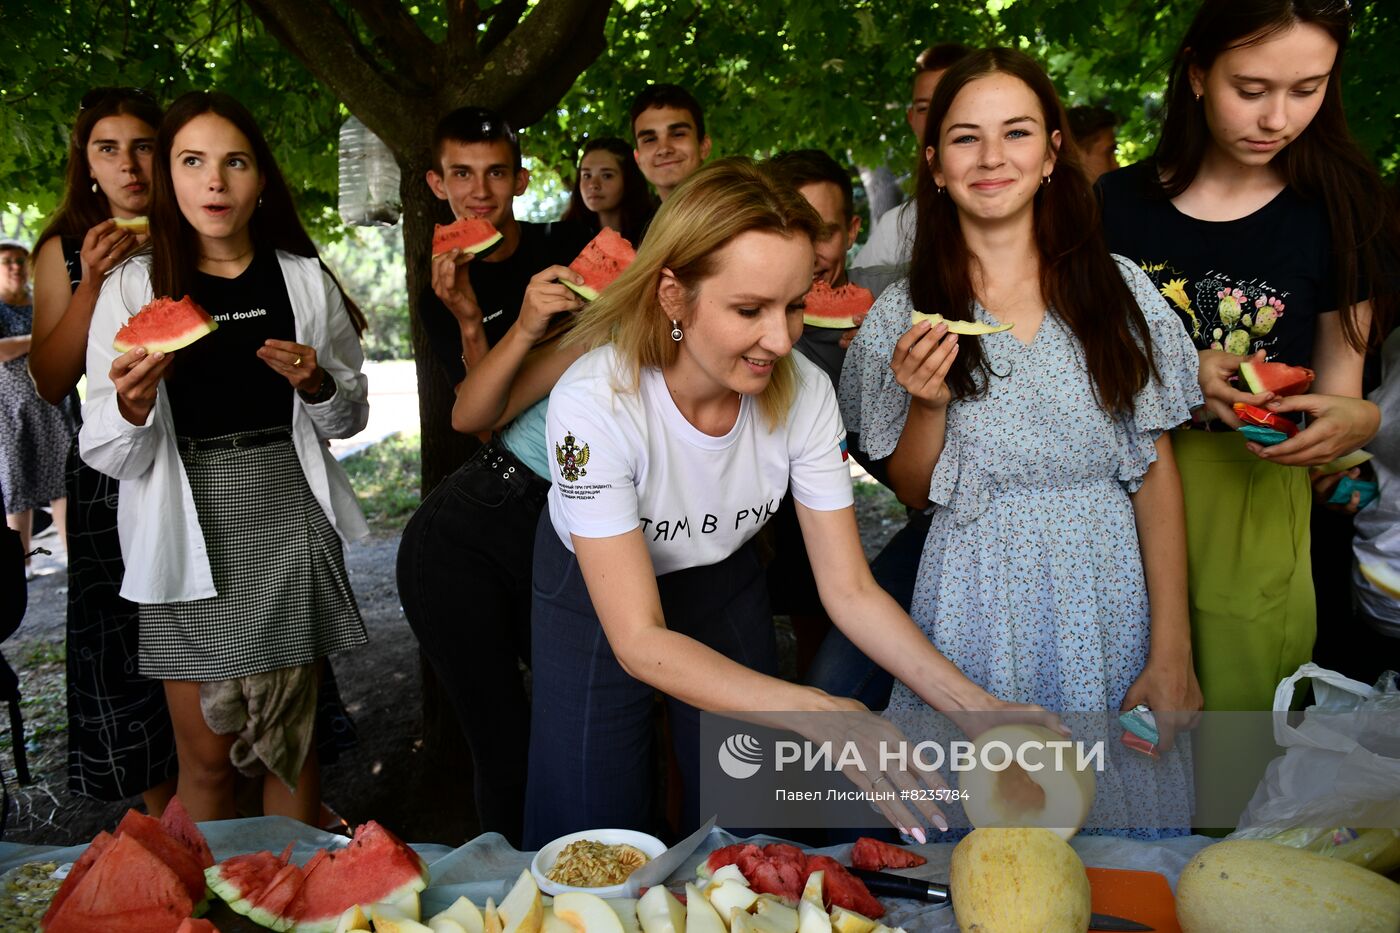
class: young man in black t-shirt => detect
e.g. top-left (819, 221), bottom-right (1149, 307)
top-left (420, 107), bottom-right (589, 386)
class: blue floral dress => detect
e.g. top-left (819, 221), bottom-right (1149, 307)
top-left (839, 258), bottom-right (1202, 836)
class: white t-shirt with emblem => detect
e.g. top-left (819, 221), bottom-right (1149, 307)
top-left (546, 345), bottom-right (855, 576)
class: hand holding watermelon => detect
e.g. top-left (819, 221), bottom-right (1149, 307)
top-left (1246, 393), bottom-right (1382, 467)
top-left (517, 265), bottom-right (585, 343)
top-left (111, 345), bottom-right (174, 426)
top-left (430, 246), bottom-right (484, 328)
top-left (1197, 349), bottom-right (1275, 427)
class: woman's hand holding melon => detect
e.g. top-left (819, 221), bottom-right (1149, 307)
top-left (1247, 393), bottom-right (1381, 466)
top-left (80, 219), bottom-right (145, 284)
top-left (1197, 349), bottom-right (1274, 427)
top-left (258, 339), bottom-right (325, 395)
top-left (891, 319), bottom-right (958, 410)
top-left (516, 266), bottom-right (584, 343)
top-left (111, 346), bottom-right (173, 425)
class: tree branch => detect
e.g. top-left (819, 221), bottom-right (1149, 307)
top-left (346, 0), bottom-right (436, 86)
top-left (466, 0), bottom-right (613, 126)
top-left (243, 0), bottom-right (427, 153)
top-left (443, 0), bottom-right (480, 71)
top-left (479, 0), bottom-right (527, 56)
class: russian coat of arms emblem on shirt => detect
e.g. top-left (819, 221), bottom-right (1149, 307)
top-left (555, 431), bottom-right (590, 482)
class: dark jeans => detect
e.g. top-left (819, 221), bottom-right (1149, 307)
top-left (803, 510), bottom-right (932, 710)
top-left (524, 514), bottom-right (777, 849)
top-left (395, 441), bottom-right (549, 847)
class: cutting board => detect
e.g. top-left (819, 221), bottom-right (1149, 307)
top-left (1087, 867), bottom-right (1180, 933)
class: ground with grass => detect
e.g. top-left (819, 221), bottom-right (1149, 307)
top-left (0, 433), bottom-right (907, 848)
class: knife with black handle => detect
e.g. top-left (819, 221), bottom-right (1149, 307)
top-left (848, 867), bottom-right (1154, 932)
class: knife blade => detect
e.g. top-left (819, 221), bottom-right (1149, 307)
top-left (622, 815), bottom-right (717, 898)
top-left (848, 867), bottom-right (1154, 932)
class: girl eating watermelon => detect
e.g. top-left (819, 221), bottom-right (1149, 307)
top-left (79, 91), bottom-right (370, 824)
top-left (522, 157), bottom-right (1060, 847)
top-left (841, 49), bottom-right (1202, 835)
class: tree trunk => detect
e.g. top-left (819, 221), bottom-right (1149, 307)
top-left (857, 164), bottom-right (902, 224)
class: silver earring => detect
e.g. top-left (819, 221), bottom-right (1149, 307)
top-left (91, 182), bottom-right (98, 193)
top-left (1195, 93), bottom-right (1203, 102)
top-left (935, 185), bottom-right (945, 196)
top-left (1041, 175), bottom-right (1051, 186)
top-left (257, 196), bottom-right (263, 208)
top-left (670, 320), bottom-right (683, 342)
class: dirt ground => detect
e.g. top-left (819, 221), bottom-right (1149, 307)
top-left (0, 477), bottom-right (906, 850)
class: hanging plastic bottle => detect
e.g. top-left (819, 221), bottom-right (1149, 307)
top-left (338, 115), bottom-right (402, 226)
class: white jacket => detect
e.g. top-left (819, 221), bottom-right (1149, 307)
top-left (80, 251), bottom-right (370, 603)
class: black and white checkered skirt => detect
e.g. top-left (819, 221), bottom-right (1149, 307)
top-left (138, 429), bottom-right (367, 681)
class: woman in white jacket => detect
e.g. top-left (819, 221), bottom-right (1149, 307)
top-left (81, 91), bottom-right (369, 824)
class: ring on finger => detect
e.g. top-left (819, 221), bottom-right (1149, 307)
top-left (871, 775), bottom-right (890, 791)
top-left (293, 356), bottom-right (303, 367)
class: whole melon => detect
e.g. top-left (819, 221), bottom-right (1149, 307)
top-left (949, 828), bottom-right (1090, 933)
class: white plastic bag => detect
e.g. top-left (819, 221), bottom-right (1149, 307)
top-left (1230, 664), bottom-right (1400, 872)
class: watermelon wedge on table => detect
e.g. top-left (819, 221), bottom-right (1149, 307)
top-left (432, 217), bottom-right (502, 258)
top-left (42, 832), bottom-right (194, 933)
top-left (850, 836), bottom-right (926, 871)
top-left (162, 796), bottom-right (216, 870)
top-left (115, 809), bottom-right (211, 911)
top-left (802, 279), bottom-right (874, 329)
top-left (562, 227), bottom-right (637, 301)
top-left (113, 295), bottom-right (218, 354)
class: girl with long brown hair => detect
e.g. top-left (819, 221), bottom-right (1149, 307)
top-left (27, 87), bottom-right (179, 813)
top-left (1097, 0), bottom-right (1390, 713)
top-left (79, 91), bottom-right (369, 823)
top-left (842, 48), bottom-right (1203, 833)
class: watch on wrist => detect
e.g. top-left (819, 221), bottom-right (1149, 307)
top-left (298, 368), bottom-right (337, 404)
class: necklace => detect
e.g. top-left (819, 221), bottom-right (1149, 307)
top-left (200, 247), bottom-right (253, 264)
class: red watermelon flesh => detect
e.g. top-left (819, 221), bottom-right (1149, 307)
top-left (804, 855), bottom-right (885, 919)
top-left (245, 862), bottom-right (307, 932)
top-left (205, 849), bottom-right (287, 913)
top-left (432, 217), bottom-right (502, 257)
top-left (290, 821), bottom-right (430, 932)
top-left (177, 920), bottom-right (222, 933)
top-left (42, 829), bottom-right (116, 927)
top-left (43, 832), bottom-right (193, 933)
top-left (1238, 359), bottom-right (1314, 396)
top-left (850, 836), bottom-right (926, 871)
top-left (802, 279), bottom-right (875, 329)
top-left (161, 796), bottom-right (215, 870)
top-left (563, 227), bottom-right (637, 301)
top-left (113, 295), bottom-right (218, 354)
top-left (702, 843), bottom-right (762, 877)
top-left (116, 808), bottom-right (209, 908)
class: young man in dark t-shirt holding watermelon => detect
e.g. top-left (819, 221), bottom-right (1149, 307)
top-left (399, 107), bottom-right (587, 847)
top-left (419, 107), bottom-right (588, 386)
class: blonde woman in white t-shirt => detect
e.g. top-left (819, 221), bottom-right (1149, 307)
top-left (523, 158), bottom-right (1059, 847)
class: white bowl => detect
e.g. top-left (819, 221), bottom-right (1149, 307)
top-left (530, 828), bottom-right (668, 898)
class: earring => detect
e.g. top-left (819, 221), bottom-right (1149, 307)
top-left (1041, 175), bottom-right (1051, 187)
top-left (257, 196), bottom-right (263, 208)
top-left (670, 320), bottom-right (683, 342)
top-left (91, 182), bottom-right (98, 193)
top-left (935, 185), bottom-right (945, 196)
top-left (1195, 92), bottom-right (1203, 102)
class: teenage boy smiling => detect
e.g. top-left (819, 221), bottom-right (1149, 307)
top-left (630, 84), bottom-right (712, 202)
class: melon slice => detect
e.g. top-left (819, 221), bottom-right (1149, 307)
top-left (1314, 449), bottom-right (1374, 476)
top-left (432, 218), bottom-right (503, 258)
top-left (113, 295), bottom-right (218, 354)
top-left (637, 883), bottom-right (686, 933)
top-left (43, 832), bottom-right (194, 933)
top-left (1238, 360), bottom-right (1314, 396)
top-left (1359, 562), bottom-right (1400, 600)
top-left (957, 724), bottom-right (1097, 841)
top-left (161, 796), bottom-right (215, 870)
top-left (293, 821), bottom-right (430, 933)
top-left (910, 310), bottom-right (1012, 336)
top-left (949, 828), bottom-right (1090, 933)
top-left (113, 215), bottom-right (149, 235)
top-left (562, 228), bottom-right (637, 301)
top-left (802, 280), bottom-right (874, 329)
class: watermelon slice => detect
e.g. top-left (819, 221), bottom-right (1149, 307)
top-left (1233, 402), bottom-right (1299, 438)
top-left (42, 830), bottom-right (117, 928)
top-left (115, 809), bottom-right (210, 911)
top-left (803, 855), bottom-right (884, 919)
top-left (245, 862), bottom-right (307, 932)
top-left (562, 227), bottom-right (637, 301)
top-left (911, 310), bottom-right (1012, 336)
top-left (113, 295), bottom-right (218, 354)
top-left (205, 848), bottom-right (290, 919)
top-left (43, 832), bottom-right (194, 933)
top-left (849, 837), bottom-right (926, 872)
top-left (161, 796), bottom-right (216, 870)
top-left (432, 218), bottom-right (502, 258)
top-left (176, 920), bottom-right (222, 933)
top-left (1238, 360), bottom-right (1314, 396)
top-left (113, 215), bottom-right (149, 235)
top-left (294, 822), bottom-right (430, 932)
top-left (802, 280), bottom-right (874, 329)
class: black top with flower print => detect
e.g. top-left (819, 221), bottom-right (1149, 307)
top-left (1097, 159), bottom-right (1336, 379)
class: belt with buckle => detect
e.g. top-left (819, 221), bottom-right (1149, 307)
top-left (178, 428), bottom-right (293, 454)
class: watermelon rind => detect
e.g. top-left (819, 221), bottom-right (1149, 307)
top-left (560, 279), bottom-right (601, 302)
top-left (431, 220), bottom-right (503, 259)
top-left (802, 310), bottom-right (857, 329)
top-left (910, 310), bottom-right (1012, 336)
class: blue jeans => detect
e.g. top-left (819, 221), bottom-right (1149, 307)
top-left (524, 514), bottom-right (777, 849)
top-left (803, 510), bottom-right (932, 710)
